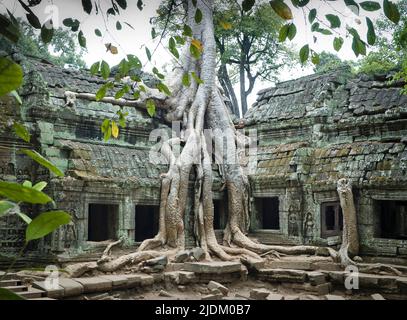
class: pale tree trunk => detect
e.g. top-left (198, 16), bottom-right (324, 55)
top-left (337, 178), bottom-right (359, 260)
top-left (217, 63), bottom-right (240, 117)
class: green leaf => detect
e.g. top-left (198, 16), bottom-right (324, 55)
top-left (101, 119), bottom-right (110, 133)
top-left (325, 14), bottom-right (341, 29)
top-left (299, 44), bottom-right (309, 64)
top-left (13, 122), bottom-right (30, 142)
top-left (20, 149), bottom-right (64, 177)
top-left (182, 73), bottom-right (191, 87)
top-left (352, 37), bottom-right (366, 56)
top-left (183, 25), bottom-right (193, 37)
top-left (33, 181), bottom-right (47, 191)
top-left (191, 72), bottom-right (204, 84)
top-left (291, 0), bottom-right (309, 7)
top-left (18, 212), bottom-right (32, 224)
top-left (0, 13), bottom-right (21, 43)
top-left (146, 99), bottom-right (156, 117)
top-left (115, 0), bottom-right (127, 10)
top-left (127, 54), bottom-right (142, 69)
top-left (360, 1), bottom-right (381, 11)
top-left (101, 60), bottom-right (110, 79)
top-left (190, 44), bottom-right (201, 59)
top-left (151, 28), bottom-right (157, 39)
top-left (194, 8), bottom-right (202, 24)
top-left (383, 0), bottom-right (400, 24)
top-left (279, 24), bottom-right (289, 42)
top-left (115, 85), bottom-right (129, 99)
top-left (366, 17), bottom-right (376, 45)
top-left (95, 29), bottom-right (102, 37)
top-left (96, 86), bottom-right (107, 101)
top-left (63, 18), bottom-right (80, 32)
top-left (26, 12), bottom-right (41, 29)
top-left (318, 28), bottom-right (333, 35)
top-left (23, 181), bottom-right (32, 188)
top-left (308, 8), bottom-right (317, 23)
top-left (344, 0), bottom-right (360, 15)
top-left (26, 211), bottom-right (71, 242)
top-left (169, 37), bottom-right (179, 59)
top-left (0, 200), bottom-right (15, 217)
top-left (90, 61), bottom-right (100, 75)
top-left (82, 0), bottom-right (93, 14)
top-left (156, 82), bottom-right (171, 96)
top-left (333, 37), bottom-right (344, 51)
top-left (145, 47), bottom-right (152, 61)
top-left (311, 52), bottom-right (320, 65)
top-left (10, 90), bottom-right (22, 104)
top-left (0, 181), bottom-right (53, 204)
top-left (270, 0), bottom-right (293, 20)
top-left (152, 67), bottom-right (165, 79)
top-left (287, 23), bottom-right (297, 40)
top-left (0, 288), bottom-right (25, 300)
top-left (0, 57), bottom-right (23, 97)
top-left (242, 0), bottom-right (255, 12)
top-left (41, 21), bottom-right (54, 44)
top-left (116, 21), bottom-right (122, 30)
top-left (78, 31), bottom-right (87, 48)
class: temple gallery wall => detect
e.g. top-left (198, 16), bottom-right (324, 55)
top-left (1, 56), bottom-right (407, 266)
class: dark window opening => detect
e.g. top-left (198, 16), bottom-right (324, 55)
top-left (213, 199), bottom-right (227, 230)
top-left (377, 200), bottom-right (407, 240)
top-left (135, 205), bottom-right (159, 242)
top-left (255, 197), bottom-right (280, 230)
top-left (88, 204), bottom-right (118, 241)
top-left (321, 202), bottom-right (343, 238)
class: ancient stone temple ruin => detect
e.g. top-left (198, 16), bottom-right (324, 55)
top-left (1, 56), bottom-right (407, 299)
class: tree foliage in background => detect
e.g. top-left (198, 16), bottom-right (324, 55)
top-left (355, 0), bottom-right (406, 75)
top-left (0, 20), bottom-right (86, 69)
top-left (313, 51), bottom-right (354, 73)
top-left (214, 1), bottom-right (295, 117)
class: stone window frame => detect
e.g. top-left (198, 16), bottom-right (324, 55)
top-left (250, 190), bottom-right (286, 235)
top-left (320, 201), bottom-right (343, 238)
top-left (82, 196), bottom-right (122, 244)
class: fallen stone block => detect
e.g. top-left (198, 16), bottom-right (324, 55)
top-left (73, 277), bottom-right (112, 293)
top-left (32, 281), bottom-right (64, 299)
top-left (325, 294), bottom-right (345, 300)
top-left (99, 275), bottom-right (128, 288)
top-left (299, 294), bottom-right (320, 300)
top-left (159, 290), bottom-right (172, 297)
top-left (266, 293), bottom-right (284, 300)
top-left (259, 268), bottom-right (307, 283)
top-left (284, 295), bottom-right (299, 300)
top-left (191, 247), bottom-right (206, 261)
top-left (250, 289), bottom-right (270, 300)
top-left (201, 293), bottom-right (223, 300)
top-left (371, 293), bottom-right (385, 300)
top-left (268, 260), bottom-right (313, 271)
top-left (144, 256), bottom-right (168, 267)
top-left (183, 262), bottom-right (241, 274)
top-left (207, 281), bottom-right (229, 296)
top-left (58, 278), bottom-right (84, 297)
top-left (174, 250), bottom-right (190, 263)
top-left (307, 271), bottom-right (327, 286)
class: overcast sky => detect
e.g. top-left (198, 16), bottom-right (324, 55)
top-left (0, 0), bottom-right (391, 111)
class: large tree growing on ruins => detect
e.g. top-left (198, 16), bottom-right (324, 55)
top-left (0, 0), bottom-right (404, 276)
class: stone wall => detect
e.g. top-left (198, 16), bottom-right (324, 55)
top-left (244, 68), bottom-right (407, 257)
